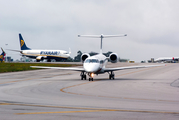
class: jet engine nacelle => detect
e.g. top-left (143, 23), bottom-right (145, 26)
top-left (36, 56), bottom-right (45, 61)
top-left (81, 53), bottom-right (90, 62)
top-left (109, 53), bottom-right (119, 63)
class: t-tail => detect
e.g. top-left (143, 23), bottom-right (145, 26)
top-left (0, 48), bottom-right (6, 62)
top-left (19, 33), bottom-right (31, 50)
top-left (78, 34), bottom-right (127, 54)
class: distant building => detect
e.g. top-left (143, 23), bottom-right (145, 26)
top-left (5, 56), bottom-right (13, 62)
top-left (119, 59), bottom-right (129, 62)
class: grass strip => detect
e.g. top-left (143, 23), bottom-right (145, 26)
top-left (0, 63), bottom-right (79, 73)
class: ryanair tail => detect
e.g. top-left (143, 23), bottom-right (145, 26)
top-left (19, 34), bottom-right (31, 50)
top-left (0, 48), bottom-right (6, 62)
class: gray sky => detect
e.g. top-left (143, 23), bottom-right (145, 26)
top-left (1, 0), bottom-right (179, 62)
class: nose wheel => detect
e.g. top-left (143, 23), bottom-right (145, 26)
top-left (89, 78), bottom-right (93, 81)
top-left (109, 71), bottom-right (115, 80)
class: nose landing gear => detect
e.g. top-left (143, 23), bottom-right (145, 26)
top-left (88, 73), bottom-right (94, 81)
top-left (89, 78), bottom-right (93, 81)
top-left (80, 72), bottom-right (94, 81)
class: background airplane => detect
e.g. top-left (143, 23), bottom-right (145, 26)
top-left (31, 34), bottom-right (164, 81)
top-left (10, 34), bottom-right (71, 62)
top-left (155, 57), bottom-right (179, 63)
top-left (0, 48), bottom-right (6, 62)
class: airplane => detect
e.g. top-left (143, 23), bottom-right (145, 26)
top-left (31, 34), bottom-right (165, 81)
top-left (155, 57), bottom-right (179, 63)
top-left (9, 34), bottom-right (71, 62)
top-left (0, 48), bottom-right (6, 62)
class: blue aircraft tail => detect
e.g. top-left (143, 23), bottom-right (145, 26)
top-left (0, 48), bottom-right (6, 62)
top-left (19, 34), bottom-right (31, 50)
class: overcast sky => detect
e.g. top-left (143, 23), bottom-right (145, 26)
top-left (1, 0), bottom-right (179, 62)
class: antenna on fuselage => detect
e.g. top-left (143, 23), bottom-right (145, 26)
top-left (78, 34), bottom-right (127, 54)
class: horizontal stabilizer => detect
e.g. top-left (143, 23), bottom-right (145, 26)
top-left (7, 49), bottom-right (22, 52)
top-left (78, 34), bottom-right (127, 54)
top-left (78, 34), bottom-right (127, 38)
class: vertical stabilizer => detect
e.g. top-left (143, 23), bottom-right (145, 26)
top-left (0, 48), bottom-right (6, 62)
top-left (19, 34), bottom-right (31, 50)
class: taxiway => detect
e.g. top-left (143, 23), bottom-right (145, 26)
top-left (0, 63), bottom-right (179, 120)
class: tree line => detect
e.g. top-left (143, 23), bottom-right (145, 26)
top-left (65, 51), bottom-right (113, 62)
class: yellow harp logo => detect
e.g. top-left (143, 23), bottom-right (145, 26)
top-left (21, 40), bottom-right (24, 47)
top-left (0, 55), bottom-right (3, 60)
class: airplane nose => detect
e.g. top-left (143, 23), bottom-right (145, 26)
top-left (84, 63), bottom-right (100, 73)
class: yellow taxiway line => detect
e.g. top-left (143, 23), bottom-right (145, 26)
top-left (0, 102), bottom-right (179, 115)
top-left (16, 109), bottom-right (117, 115)
top-left (16, 109), bottom-right (179, 115)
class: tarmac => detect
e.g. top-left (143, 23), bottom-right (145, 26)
top-left (0, 62), bottom-right (179, 120)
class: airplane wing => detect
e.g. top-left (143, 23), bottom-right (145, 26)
top-left (104, 64), bottom-right (165, 72)
top-left (30, 66), bottom-right (85, 72)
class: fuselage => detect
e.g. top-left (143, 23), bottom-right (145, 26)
top-left (21, 49), bottom-right (70, 60)
top-left (155, 57), bottom-right (179, 62)
top-left (83, 53), bottom-right (108, 74)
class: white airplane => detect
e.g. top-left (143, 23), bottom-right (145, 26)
top-left (155, 57), bottom-right (179, 63)
top-left (31, 34), bottom-right (164, 81)
top-left (10, 34), bottom-right (70, 62)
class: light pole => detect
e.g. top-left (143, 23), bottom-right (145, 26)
top-left (5, 44), bottom-right (8, 62)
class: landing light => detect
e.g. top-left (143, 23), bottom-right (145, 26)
top-left (91, 73), bottom-right (94, 78)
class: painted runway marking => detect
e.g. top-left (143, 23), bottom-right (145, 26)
top-left (0, 102), bottom-right (177, 115)
top-left (0, 101), bottom-right (179, 115)
top-left (16, 109), bottom-right (117, 115)
top-left (16, 109), bottom-right (179, 115)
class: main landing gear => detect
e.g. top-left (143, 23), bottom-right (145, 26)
top-left (109, 71), bottom-right (115, 80)
top-left (80, 72), bottom-right (86, 80)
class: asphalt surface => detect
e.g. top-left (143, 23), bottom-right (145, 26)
top-left (0, 63), bottom-right (179, 120)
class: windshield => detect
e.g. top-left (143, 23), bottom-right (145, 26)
top-left (85, 59), bottom-right (99, 63)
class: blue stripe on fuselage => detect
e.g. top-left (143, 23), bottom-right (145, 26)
top-left (40, 51), bottom-right (59, 55)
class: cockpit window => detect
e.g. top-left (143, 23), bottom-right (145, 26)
top-left (85, 59), bottom-right (99, 63)
top-left (100, 60), bottom-right (104, 64)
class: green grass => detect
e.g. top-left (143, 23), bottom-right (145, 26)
top-left (0, 63), bottom-right (79, 73)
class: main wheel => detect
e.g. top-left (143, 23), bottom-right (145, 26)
top-left (84, 75), bottom-right (86, 80)
top-left (112, 74), bottom-right (115, 79)
top-left (109, 75), bottom-right (111, 79)
top-left (47, 59), bottom-right (51, 62)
